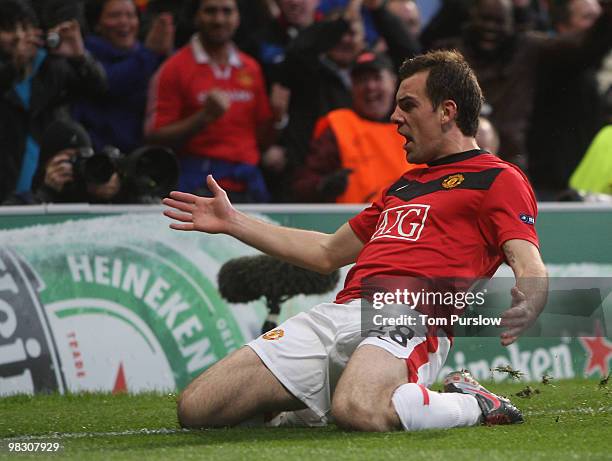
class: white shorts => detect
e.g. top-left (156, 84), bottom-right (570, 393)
top-left (247, 300), bottom-right (451, 421)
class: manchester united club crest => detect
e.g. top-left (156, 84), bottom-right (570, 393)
top-left (441, 174), bottom-right (465, 189)
top-left (262, 329), bottom-right (284, 341)
top-left (236, 70), bottom-right (254, 88)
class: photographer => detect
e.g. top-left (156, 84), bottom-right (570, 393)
top-left (3, 118), bottom-right (180, 205)
top-left (0, 0), bottom-right (107, 203)
top-left (3, 119), bottom-right (122, 204)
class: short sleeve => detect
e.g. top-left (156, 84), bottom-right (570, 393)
top-left (144, 60), bottom-right (183, 133)
top-left (252, 63), bottom-right (273, 124)
top-left (348, 190), bottom-right (387, 243)
top-left (478, 167), bottom-right (539, 250)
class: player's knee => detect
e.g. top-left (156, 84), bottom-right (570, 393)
top-left (332, 395), bottom-right (395, 432)
top-left (177, 388), bottom-right (215, 429)
top-left (177, 390), bottom-right (198, 428)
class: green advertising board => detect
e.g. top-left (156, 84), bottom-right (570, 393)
top-left (0, 203), bottom-right (610, 395)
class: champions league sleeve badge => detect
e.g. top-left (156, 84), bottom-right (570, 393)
top-left (519, 213), bottom-right (535, 225)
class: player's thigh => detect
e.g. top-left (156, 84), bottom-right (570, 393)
top-left (331, 344), bottom-right (407, 431)
top-left (178, 345), bottom-right (304, 427)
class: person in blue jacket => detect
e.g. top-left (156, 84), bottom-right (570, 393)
top-left (74, 0), bottom-right (175, 153)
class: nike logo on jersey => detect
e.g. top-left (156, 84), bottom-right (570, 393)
top-left (388, 168), bottom-right (504, 202)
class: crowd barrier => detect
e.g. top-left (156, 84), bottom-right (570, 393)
top-left (0, 203), bottom-right (610, 395)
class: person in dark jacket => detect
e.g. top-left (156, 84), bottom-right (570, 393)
top-left (433, 0), bottom-right (612, 169)
top-left (72, 0), bottom-right (174, 153)
top-left (527, 0), bottom-right (610, 200)
top-left (0, 0), bottom-right (107, 203)
top-left (265, 0), bottom-right (419, 201)
top-left (240, 0), bottom-right (322, 87)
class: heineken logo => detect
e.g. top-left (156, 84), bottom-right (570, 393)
top-left (1, 240), bottom-right (245, 395)
top-left (441, 340), bottom-right (576, 382)
top-left (65, 252), bottom-right (219, 375)
top-left (0, 249), bottom-right (65, 395)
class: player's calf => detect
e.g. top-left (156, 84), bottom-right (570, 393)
top-left (331, 345), bottom-right (407, 432)
top-left (332, 394), bottom-right (399, 432)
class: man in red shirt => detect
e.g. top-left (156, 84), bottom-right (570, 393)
top-left (163, 50), bottom-right (548, 432)
top-left (145, 0), bottom-right (279, 202)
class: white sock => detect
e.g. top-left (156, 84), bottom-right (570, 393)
top-left (266, 409), bottom-right (327, 427)
top-left (392, 383), bottom-right (481, 431)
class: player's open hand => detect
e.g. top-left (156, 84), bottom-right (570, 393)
top-left (163, 175), bottom-right (235, 234)
top-left (498, 286), bottom-right (536, 346)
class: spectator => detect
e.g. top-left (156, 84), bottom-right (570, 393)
top-left (419, 0), bottom-right (471, 51)
top-left (476, 116), bottom-right (500, 155)
top-left (0, 0), bottom-right (107, 203)
top-left (173, 0), bottom-right (277, 49)
top-left (511, 0), bottom-right (551, 32)
top-left (293, 52), bottom-right (421, 202)
top-left (71, 0), bottom-right (174, 154)
top-left (241, 0), bottom-right (321, 86)
top-left (569, 124), bottom-right (612, 197)
top-left (550, 0), bottom-right (600, 33)
top-left (316, 0), bottom-right (396, 47)
top-left (373, 0), bottom-right (421, 55)
top-left (433, 0), bottom-right (612, 169)
top-left (528, 0), bottom-right (609, 200)
top-left (387, 0), bottom-right (421, 39)
top-left (420, 0), bottom-right (549, 51)
top-left (145, 0), bottom-right (279, 203)
top-left (268, 0), bottom-right (419, 200)
top-left (3, 119), bottom-right (123, 204)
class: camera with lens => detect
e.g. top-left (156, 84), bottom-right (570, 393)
top-left (71, 145), bottom-right (179, 203)
top-left (40, 0), bottom-right (82, 50)
top-left (45, 31), bottom-right (61, 50)
top-left (71, 146), bottom-right (119, 185)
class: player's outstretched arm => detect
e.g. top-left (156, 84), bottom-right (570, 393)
top-left (498, 239), bottom-right (549, 346)
top-left (162, 175), bottom-right (364, 273)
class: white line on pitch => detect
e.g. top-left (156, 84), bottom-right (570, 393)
top-left (0, 428), bottom-right (188, 442)
top-left (2, 406), bottom-right (611, 442)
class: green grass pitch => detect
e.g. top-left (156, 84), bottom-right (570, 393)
top-left (1, 379), bottom-right (610, 461)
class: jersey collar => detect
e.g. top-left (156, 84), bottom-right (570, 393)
top-left (427, 149), bottom-right (488, 167)
top-left (190, 34), bottom-right (242, 68)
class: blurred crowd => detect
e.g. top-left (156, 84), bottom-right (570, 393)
top-left (0, 0), bottom-right (611, 205)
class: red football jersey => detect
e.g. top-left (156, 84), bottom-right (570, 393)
top-left (335, 150), bottom-right (539, 304)
top-left (145, 36), bottom-right (272, 165)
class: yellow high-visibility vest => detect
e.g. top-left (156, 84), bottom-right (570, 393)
top-left (570, 125), bottom-right (612, 195)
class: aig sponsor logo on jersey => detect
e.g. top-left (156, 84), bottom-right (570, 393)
top-left (371, 204), bottom-right (430, 242)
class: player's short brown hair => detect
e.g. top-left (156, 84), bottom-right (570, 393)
top-left (399, 50), bottom-right (483, 137)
